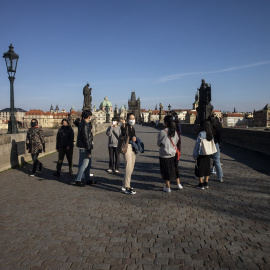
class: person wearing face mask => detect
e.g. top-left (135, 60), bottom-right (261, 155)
top-left (54, 119), bottom-right (74, 177)
top-left (106, 117), bottom-right (121, 173)
top-left (75, 110), bottom-right (94, 186)
top-left (26, 118), bottom-right (45, 176)
top-left (120, 113), bottom-right (137, 195)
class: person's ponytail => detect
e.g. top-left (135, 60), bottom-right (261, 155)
top-left (164, 115), bottom-right (176, 137)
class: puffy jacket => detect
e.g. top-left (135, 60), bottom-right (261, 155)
top-left (56, 126), bottom-right (74, 150)
top-left (76, 119), bottom-right (93, 154)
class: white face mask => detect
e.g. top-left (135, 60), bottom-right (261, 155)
top-left (112, 121), bottom-right (117, 125)
top-left (129, 120), bottom-right (135, 126)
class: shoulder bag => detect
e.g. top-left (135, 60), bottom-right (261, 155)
top-left (117, 127), bottom-right (129, 154)
top-left (199, 136), bottom-right (217, 155)
top-left (164, 130), bottom-right (181, 161)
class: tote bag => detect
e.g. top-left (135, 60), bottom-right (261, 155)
top-left (199, 137), bottom-right (217, 155)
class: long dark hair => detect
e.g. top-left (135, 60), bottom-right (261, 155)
top-left (210, 116), bottom-right (222, 136)
top-left (199, 119), bottom-right (213, 141)
top-left (164, 115), bottom-right (176, 137)
top-left (171, 110), bottom-right (181, 134)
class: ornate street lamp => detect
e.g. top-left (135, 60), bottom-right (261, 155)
top-left (3, 44), bottom-right (19, 134)
top-left (168, 104), bottom-right (171, 111)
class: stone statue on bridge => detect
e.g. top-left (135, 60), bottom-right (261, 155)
top-left (196, 79), bottom-right (213, 124)
top-left (83, 83), bottom-right (92, 111)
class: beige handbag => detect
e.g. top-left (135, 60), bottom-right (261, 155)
top-left (199, 137), bottom-right (217, 155)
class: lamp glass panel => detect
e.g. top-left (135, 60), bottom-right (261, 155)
top-left (12, 58), bottom-right (18, 72)
top-left (5, 57), bottom-right (12, 70)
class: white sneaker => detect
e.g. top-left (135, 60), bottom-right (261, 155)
top-left (90, 173), bottom-right (93, 177)
top-left (115, 170), bottom-right (119, 173)
top-left (163, 187), bottom-right (171, 193)
top-left (219, 178), bottom-right (223, 182)
top-left (107, 169), bottom-right (113, 173)
top-left (177, 184), bottom-right (183, 189)
top-left (121, 186), bottom-right (126, 192)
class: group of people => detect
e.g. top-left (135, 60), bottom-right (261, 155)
top-left (25, 111), bottom-right (223, 194)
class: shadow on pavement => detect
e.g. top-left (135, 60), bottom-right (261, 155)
top-left (182, 133), bottom-right (270, 177)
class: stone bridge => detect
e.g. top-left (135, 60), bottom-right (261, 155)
top-left (0, 125), bottom-right (269, 269)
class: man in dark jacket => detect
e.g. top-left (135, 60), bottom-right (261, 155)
top-left (75, 110), bottom-right (93, 186)
top-left (54, 119), bottom-right (74, 177)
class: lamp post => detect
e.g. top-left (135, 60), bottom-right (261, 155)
top-left (3, 44), bottom-right (19, 134)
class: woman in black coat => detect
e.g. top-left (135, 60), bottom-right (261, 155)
top-left (54, 119), bottom-right (74, 176)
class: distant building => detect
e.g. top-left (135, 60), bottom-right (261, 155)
top-left (253, 104), bottom-right (270, 127)
top-left (119, 105), bottom-right (128, 120)
top-left (128, 92), bottom-right (141, 122)
top-left (222, 113), bottom-right (245, 127)
top-left (24, 105), bottom-right (77, 128)
top-left (92, 110), bottom-right (107, 124)
top-left (173, 109), bottom-right (189, 123)
top-left (212, 110), bottom-right (222, 119)
top-left (0, 119), bottom-right (8, 129)
top-left (186, 110), bottom-right (197, 124)
top-left (140, 109), bottom-right (149, 123)
top-left (149, 110), bottom-right (160, 122)
top-left (0, 108), bottom-right (27, 127)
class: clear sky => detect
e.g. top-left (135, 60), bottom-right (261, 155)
top-left (0, 0), bottom-right (269, 113)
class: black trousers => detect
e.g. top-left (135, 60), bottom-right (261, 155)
top-left (108, 146), bottom-right (120, 170)
top-left (56, 147), bottom-right (73, 173)
top-left (31, 153), bottom-right (41, 173)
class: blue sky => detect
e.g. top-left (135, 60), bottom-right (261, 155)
top-left (0, 0), bottom-right (269, 113)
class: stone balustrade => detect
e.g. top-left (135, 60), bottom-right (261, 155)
top-left (0, 123), bottom-right (110, 172)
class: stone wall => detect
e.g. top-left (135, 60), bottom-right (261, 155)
top-left (181, 124), bottom-right (270, 156)
top-left (0, 123), bottom-right (110, 173)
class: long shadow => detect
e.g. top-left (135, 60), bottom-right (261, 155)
top-left (220, 142), bottom-right (270, 176)
top-left (18, 160), bottom-right (75, 186)
top-left (181, 133), bottom-right (270, 177)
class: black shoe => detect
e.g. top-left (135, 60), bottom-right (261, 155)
top-left (125, 188), bottom-right (136, 195)
top-left (86, 180), bottom-right (97, 185)
top-left (54, 171), bottom-right (61, 177)
top-left (75, 181), bottom-right (85, 187)
top-left (195, 183), bottom-right (204, 190)
top-left (39, 163), bottom-right (43, 172)
top-left (203, 182), bottom-right (209, 189)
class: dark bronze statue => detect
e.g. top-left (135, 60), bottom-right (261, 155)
top-left (83, 83), bottom-right (92, 111)
top-left (196, 79), bottom-right (213, 123)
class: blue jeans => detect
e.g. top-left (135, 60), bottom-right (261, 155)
top-left (213, 143), bottom-right (223, 179)
top-left (76, 149), bottom-right (92, 182)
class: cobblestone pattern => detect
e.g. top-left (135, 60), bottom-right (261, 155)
top-left (0, 125), bottom-right (269, 270)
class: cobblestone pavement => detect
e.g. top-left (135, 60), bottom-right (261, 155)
top-left (0, 125), bottom-right (270, 270)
